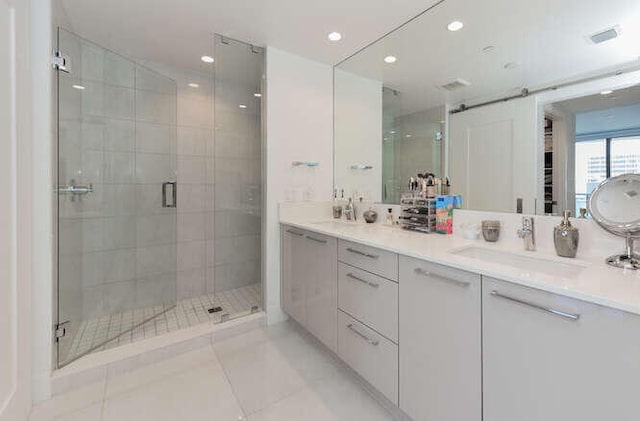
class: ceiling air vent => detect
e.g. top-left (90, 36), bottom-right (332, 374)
top-left (440, 78), bottom-right (470, 91)
top-left (588, 26), bottom-right (621, 44)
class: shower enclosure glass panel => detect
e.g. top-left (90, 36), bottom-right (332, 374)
top-left (213, 35), bottom-right (264, 315)
top-left (57, 29), bottom-right (177, 367)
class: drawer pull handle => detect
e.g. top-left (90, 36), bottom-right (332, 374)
top-left (346, 273), bottom-right (380, 288)
top-left (347, 323), bottom-right (379, 346)
top-left (286, 229), bottom-right (304, 237)
top-left (490, 290), bottom-right (580, 321)
top-left (414, 268), bottom-right (470, 287)
top-left (346, 247), bottom-right (379, 260)
top-left (306, 235), bottom-right (328, 244)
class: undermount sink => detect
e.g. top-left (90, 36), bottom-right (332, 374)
top-left (451, 246), bottom-right (586, 278)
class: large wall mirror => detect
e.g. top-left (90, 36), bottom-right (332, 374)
top-left (334, 0), bottom-right (640, 214)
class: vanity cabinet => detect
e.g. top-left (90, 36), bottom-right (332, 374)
top-left (483, 277), bottom-right (640, 421)
top-left (281, 226), bottom-right (337, 351)
top-left (399, 256), bottom-right (482, 421)
top-left (281, 223), bottom-right (640, 421)
top-left (282, 227), bottom-right (307, 326)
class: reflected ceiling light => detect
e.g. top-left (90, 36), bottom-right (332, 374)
top-left (384, 55), bottom-right (397, 63)
top-left (390, 130), bottom-right (396, 134)
top-left (254, 93), bottom-right (262, 98)
top-left (188, 83), bottom-right (200, 88)
top-left (482, 45), bottom-right (495, 53)
top-left (201, 55), bottom-right (214, 63)
top-left (405, 134), bottom-right (412, 138)
top-left (72, 84), bottom-right (85, 90)
top-left (601, 90), bottom-right (614, 95)
top-left (328, 32), bottom-right (342, 41)
top-left (447, 21), bottom-right (464, 32)
top-left (239, 104), bottom-right (247, 109)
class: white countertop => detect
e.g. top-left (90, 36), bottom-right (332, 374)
top-left (280, 216), bottom-right (640, 316)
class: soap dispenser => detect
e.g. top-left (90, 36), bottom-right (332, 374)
top-left (554, 210), bottom-right (579, 258)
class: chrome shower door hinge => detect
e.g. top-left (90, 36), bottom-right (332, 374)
top-left (55, 321), bottom-right (70, 341)
top-left (52, 51), bottom-right (70, 73)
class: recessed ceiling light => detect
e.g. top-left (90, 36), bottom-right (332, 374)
top-left (600, 90), bottom-right (614, 95)
top-left (239, 104), bottom-right (247, 109)
top-left (188, 83), bottom-right (199, 88)
top-left (447, 21), bottom-right (464, 32)
top-left (254, 93), bottom-right (262, 98)
top-left (384, 56), bottom-right (397, 64)
top-left (72, 84), bottom-right (85, 90)
top-left (503, 61), bottom-right (519, 70)
top-left (482, 45), bottom-right (495, 54)
top-left (201, 55), bottom-right (214, 63)
top-left (328, 32), bottom-right (342, 42)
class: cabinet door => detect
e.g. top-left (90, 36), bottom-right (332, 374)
top-left (304, 232), bottom-right (338, 351)
top-left (399, 256), bottom-right (481, 421)
top-left (282, 226), bottom-right (308, 326)
top-left (483, 277), bottom-right (640, 421)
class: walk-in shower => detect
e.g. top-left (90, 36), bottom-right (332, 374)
top-left (55, 29), bottom-right (264, 367)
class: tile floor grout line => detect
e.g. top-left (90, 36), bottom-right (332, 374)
top-left (211, 339), bottom-right (250, 421)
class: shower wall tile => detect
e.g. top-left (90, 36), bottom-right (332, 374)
top-left (177, 93), bottom-right (212, 129)
top-left (177, 126), bottom-right (208, 156)
top-left (136, 244), bottom-right (176, 277)
top-left (103, 151), bottom-right (134, 183)
top-left (177, 156), bottom-right (205, 184)
top-left (136, 90), bottom-right (177, 125)
top-left (103, 119), bottom-right (134, 152)
top-left (177, 241), bottom-right (205, 271)
top-left (136, 122), bottom-right (177, 155)
top-left (104, 51), bottom-right (135, 88)
top-left (176, 268), bottom-right (206, 300)
top-left (177, 212), bottom-right (205, 242)
top-left (102, 216), bottom-right (136, 250)
top-left (136, 214), bottom-right (177, 246)
top-left (102, 184), bottom-right (136, 216)
top-left (137, 59), bottom-right (214, 301)
top-left (177, 183), bottom-right (205, 214)
top-left (104, 86), bottom-right (134, 120)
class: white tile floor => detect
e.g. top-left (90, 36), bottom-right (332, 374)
top-left (32, 320), bottom-right (396, 421)
top-left (63, 283), bottom-right (262, 364)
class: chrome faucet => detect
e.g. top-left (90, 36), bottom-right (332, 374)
top-left (517, 216), bottom-right (536, 251)
top-left (344, 197), bottom-right (357, 221)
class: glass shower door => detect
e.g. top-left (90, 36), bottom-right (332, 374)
top-left (56, 29), bottom-right (177, 367)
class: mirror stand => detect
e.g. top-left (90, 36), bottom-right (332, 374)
top-left (606, 234), bottom-right (640, 270)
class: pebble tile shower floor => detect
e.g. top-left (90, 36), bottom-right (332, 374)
top-left (63, 283), bottom-right (262, 363)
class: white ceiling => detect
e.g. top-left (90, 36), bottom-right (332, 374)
top-left (338, 0), bottom-right (640, 114)
top-left (57, 0), bottom-right (441, 71)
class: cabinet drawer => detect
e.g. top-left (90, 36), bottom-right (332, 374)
top-left (338, 240), bottom-right (398, 281)
top-left (338, 310), bottom-right (398, 404)
top-left (338, 263), bottom-right (398, 343)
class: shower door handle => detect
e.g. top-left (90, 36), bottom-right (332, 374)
top-left (162, 182), bottom-right (177, 208)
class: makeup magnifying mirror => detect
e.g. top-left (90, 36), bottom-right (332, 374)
top-left (589, 174), bottom-right (640, 270)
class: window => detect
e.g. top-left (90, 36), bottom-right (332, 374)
top-left (575, 136), bottom-right (640, 215)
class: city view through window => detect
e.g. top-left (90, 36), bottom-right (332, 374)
top-left (575, 136), bottom-right (640, 215)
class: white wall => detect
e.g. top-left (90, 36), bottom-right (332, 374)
top-left (265, 47), bottom-right (333, 324)
top-left (1, 0), bottom-right (48, 418)
top-left (334, 68), bottom-right (382, 201)
top-left (31, 0), bottom-right (54, 404)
